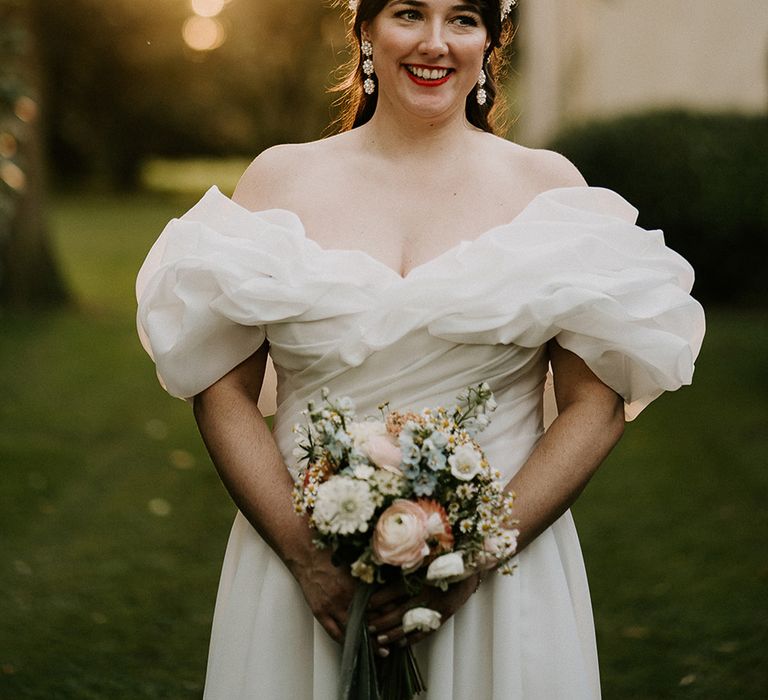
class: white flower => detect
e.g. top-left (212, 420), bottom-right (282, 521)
top-left (448, 443), bottom-right (483, 481)
top-left (426, 552), bottom-right (465, 582)
top-left (353, 464), bottom-right (375, 480)
top-left (455, 483), bottom-right (476, 500)
top-left (348, 420), bottom-right (387, 445)
top-left (372, 469), bottom-right (405, 496)
top-left (459, 518), bottom-right (474, 533)
top-left (402, 607), bottom-right (442, 634)
top-left (312, 476), bottom-right (375, 535)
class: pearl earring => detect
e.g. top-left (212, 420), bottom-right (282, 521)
top-left (361, 39), bottom-right (375, 95)
top-left (476, 69), bottom-right (487, 106)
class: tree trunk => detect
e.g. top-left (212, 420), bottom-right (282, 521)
top-left (0, 0), bottom-right (68, 307)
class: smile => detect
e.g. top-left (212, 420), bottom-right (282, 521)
top-left (404, 64), bottom-right (453, 86)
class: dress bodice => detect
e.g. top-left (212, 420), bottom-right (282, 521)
top-left (136, 185), bottom-right (704, 426)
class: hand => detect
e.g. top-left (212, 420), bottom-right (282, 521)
top-left (289, 547), bottom-right (357, 644)
top-left (365, 573), bottom-right (482, 654)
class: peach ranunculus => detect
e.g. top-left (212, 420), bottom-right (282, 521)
top-left (372, 499), bottom-right (430, 570)
top-left (362, 434), bottom-right (403, 474)
top-left (416, 499), bottom-right (454, 553)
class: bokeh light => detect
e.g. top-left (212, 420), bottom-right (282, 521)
top-left (0, 132), bottom-right (18, 159)
top-left (191, 0), bottom-right (226, 18)
top-left (13, 96), bottom-right (38, 123)
top-left (0, 161), bottom-right (26, 192)
top-left (182, 15), bottom-right (226, 52)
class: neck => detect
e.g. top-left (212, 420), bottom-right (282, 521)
top-left (359, 98), bottom-right (477, 160)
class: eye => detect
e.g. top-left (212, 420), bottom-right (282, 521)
top-left (394, 9), bottom-right (422, 21)
top-left (452, 14), bottom-right (481, 27)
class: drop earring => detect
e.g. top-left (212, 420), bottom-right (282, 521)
top-left (362, 39), bottom-right (375, 95)
top-left (476, 68), bottom-right (487, 106)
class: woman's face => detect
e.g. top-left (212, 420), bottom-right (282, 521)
top-left (363, 0), bottom-right (490, 122)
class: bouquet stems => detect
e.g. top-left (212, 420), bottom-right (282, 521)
top-left (340, 583), bottom-right (379, 700)
top-left (339, 584), bottom-right (426, 700)
top-left (377, 644), bottom-right (425, 700)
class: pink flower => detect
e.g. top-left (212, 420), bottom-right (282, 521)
top-left (477, 529), bottom-right (519, 570)
top-left (372, 500), bottom-right (430, 570)
top-left (362, 434), bottom-right (403, 474)
top-left (416, 499), bottom-right (454, 553)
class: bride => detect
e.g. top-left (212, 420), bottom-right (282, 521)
top-left (136, 0), bottom-right (705, 697)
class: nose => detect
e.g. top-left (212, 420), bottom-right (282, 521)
top-left (418, 20), bottom-right (448, 57)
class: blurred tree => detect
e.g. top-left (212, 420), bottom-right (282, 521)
top-left (0, 0), bottom-right (68, 306)
top-left (34, 0), bottom-right (344, 190)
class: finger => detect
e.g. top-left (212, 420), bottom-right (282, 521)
top-left (402, 630), bottom-right (430, 646)
top-left (368, 583), bottom-right (409, 610)
top-left (320, 614), bottom-right (345, 644)
top-left (367, 595), bottom-right (427, 634)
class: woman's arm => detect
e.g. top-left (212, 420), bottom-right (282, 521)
top-left (507, 339), bottom-right (625, 551)
top-left (193, 344), bottom-right (356, 643)
top-left (369, 340), bottom-right (625, 649)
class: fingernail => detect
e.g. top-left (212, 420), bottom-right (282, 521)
top-left (378, 647), bottom-right (390, 658)
top-left (367, 624), bottom-right (377, 633)
top-left (398, 638), bottom-right (408, 648)
top-left (376, 634), bottom-right (388, 645)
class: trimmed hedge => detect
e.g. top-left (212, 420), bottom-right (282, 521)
top-left (550, 110), bottom-right (768, 305)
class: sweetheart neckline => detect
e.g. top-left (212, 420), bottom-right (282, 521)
top-left (206, 185), bottom-right (591, 281)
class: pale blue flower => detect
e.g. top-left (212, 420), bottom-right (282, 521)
top-left (399, 434), bottom-right (421, 465)
top-left (413, 470), bottom-right (437, 496)
top-left (424, 448), bottom-right (447, 472)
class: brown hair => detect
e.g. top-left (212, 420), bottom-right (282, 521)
top-left (331, 0), bottom-right (514, 134)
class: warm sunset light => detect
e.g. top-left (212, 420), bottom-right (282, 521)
top-left (182, 15), bottom-right (226, 52)
top-left (191, 0), bottom-right (226, 18)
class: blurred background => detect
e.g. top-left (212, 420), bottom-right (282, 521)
top-left (0, 0), bottom-right (766, 697)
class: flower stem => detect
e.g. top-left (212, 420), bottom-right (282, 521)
top-left (339, 583), bottom-right (379, 700)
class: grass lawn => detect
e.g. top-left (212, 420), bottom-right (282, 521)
top-left (1, 190), bottom-right (766, 699)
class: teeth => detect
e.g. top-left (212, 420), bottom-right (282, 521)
top-left (408, 66), bottom-right (449, 80)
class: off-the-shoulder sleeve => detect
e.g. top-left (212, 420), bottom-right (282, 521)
top-left (136, 189), bottom-right (303, 399)
top-left (424, 187), bottom-right (705, 419)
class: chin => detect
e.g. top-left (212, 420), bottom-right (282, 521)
top-left (400, 92), bottom-right (464, 121)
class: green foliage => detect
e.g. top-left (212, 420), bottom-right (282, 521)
top-left (550, 111), bottom-right (768, 306)
top-left (0, 190), bottom-right (765, 697)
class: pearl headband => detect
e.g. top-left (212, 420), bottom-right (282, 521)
top-left (347, 1), bottom-right (517, 21)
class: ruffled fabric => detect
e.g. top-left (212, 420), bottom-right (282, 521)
top-left (135, 188), bottom-right (387, 398)
top-left (136, 185), bottom-right (704, 417)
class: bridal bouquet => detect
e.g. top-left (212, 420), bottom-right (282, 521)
top-left (292, 383), bottom-right (518, 700)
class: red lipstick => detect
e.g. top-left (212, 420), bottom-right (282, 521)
top-left (403, 65), bottom-right (453, 87)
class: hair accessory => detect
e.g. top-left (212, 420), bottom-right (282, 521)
top-left (476, 68), bottom-right (487, 106)
top-left (361, 39), bottom-right (376, 95)
top-left (500, 1), bottom-right (517, 21)
top-left (348, 1), bottom-right (517, 21)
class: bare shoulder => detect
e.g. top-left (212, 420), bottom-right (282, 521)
top-left (520, 145), bottom-right (587, 190)
top-left (232, 142), bottom-right (310, 211)
top-left (477, 134), bottom-right (587, 193)
top-left (232, 134), bottom-right (354, 211)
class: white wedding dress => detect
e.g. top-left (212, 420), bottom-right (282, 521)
top-left (136, 185), bottom-right (704, 699)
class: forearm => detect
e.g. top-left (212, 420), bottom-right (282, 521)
top-left (193, 379), bottom-right (312, 571)
top-left (506, 393), bottom-right (624, 552)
